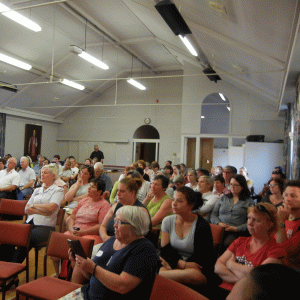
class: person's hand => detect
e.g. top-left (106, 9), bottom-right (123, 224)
top-left (159, 257), bottom-right (172, 270)
top-left (218, 222), bottom-right (229, 228)
top-left (68, 248), bottom-right (76, 262)
top-left (225, 226), bottom-right (238, 232)
top-left (75, 255), bottom-right (94, 273)
top-left (185, 262), bottom-right (202, 272)
top-left (278, 204), bottom-right (291, 222)
top-left (146, 192), bottom-right (154, 201)
top-left (73, 229), bottom-right (84, 237)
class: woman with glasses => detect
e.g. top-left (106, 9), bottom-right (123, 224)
top-left (262, 178), bottom-right (284, 208)
top-left (211, 174), bottom-right (255, 250)
top-left (63, 206), bottom-right (158, 300)
top-left (214, 203), bottom-right (285, 299)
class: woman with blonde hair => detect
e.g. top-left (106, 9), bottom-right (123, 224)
top-left (214, 202), bottom-right (286, 299)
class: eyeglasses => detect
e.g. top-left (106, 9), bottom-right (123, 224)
top-left (114, 219), bottom-right (131, 226)
top-left (253, 204), bottom-right (272, 219)
top-left (269, 184), bottom-right (278, 187)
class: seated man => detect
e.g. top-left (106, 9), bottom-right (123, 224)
top-left (59, 161), bottom-right (72, 183)
top-left (69, 157), bottom-right (79, 184)
top-left (0, 157), bottom-right (20, 199)
top-left (277, 180), bottom-right (300, 268)
top-left (94, 162), bottom-right (112, 199)
top-left (18, 156), bottom-right (36, 198)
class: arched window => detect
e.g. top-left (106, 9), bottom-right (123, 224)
top-left (200, 93), bottom-right (230, 134)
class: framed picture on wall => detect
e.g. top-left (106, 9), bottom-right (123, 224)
top-left (24, 124), bottom-right (42, 162)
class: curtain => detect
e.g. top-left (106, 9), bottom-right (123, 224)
top-left (0, 113), bottom-right (5, 158)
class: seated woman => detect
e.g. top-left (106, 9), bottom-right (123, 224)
top-left (211, 174), bottom-right (255, 250)
top-left (52, 178), bottom-right (111, 277)
top-left (59, 161), bottom-right (72, 183)
top-left (262, 178), bottom-right (284, 208)
top-left (143, 174), bottom-right (172, 230)
top-left (63, 166), bottom-right (94, 213)
top-left (63, 206), bottom-right (158, 300)
top-left (100, 177), bottom-right (151, 244)
top-left (159, 186), bottom-right (214, 289)
top-left (0, 164), bottom-right (64, 263)
top-left (127, 170), bottom-right (151, 203)
top-left (185, 170), bottom-right (199, 191)
top-left (169, 164), bottom-right (180, 188)
top-left (214, 203), bottom-right (286, 299)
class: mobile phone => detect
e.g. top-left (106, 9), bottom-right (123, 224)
top-left (67, 239), bottom-right (87, 259)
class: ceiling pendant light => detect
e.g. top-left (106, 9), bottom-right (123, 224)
top-left (179, 35), bottom-right (198, 56)
top-left (0, 2), bottom-right (41, 32)
top-left (0, 53), bottom-right (32, 70)
top-left (127, 56), bottom-right (146, 90)
top-left (127, 78), bottom-right (146, 90)
top-left (61, 79), bottom-right (85, 91)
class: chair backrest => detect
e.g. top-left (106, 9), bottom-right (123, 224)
top-left (45, 232), bottom-right (94, 261)
top-left (0, 221), bottom-right (32, 247)
top-left (150, 275), bottom-right (209, 300)
top-left (0, 198), bottom-right (28, 217)
top-left (147, 228), bottom-right (161, 248)
top-left (210, 223), bottom-right (225, 260)
top-left (55, 208), bottom-right (65, 232)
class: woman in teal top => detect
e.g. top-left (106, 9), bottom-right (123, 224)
top-left (143, 174), bottom-right (172, 230)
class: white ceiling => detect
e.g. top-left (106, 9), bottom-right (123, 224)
top-left (0, 0), bottom-right (299, 120)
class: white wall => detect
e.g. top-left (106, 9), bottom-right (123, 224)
top-left (57, 72), bottom-right (183, 166)
top-left (213, 148), bottom-right (228, 167)
top-left (244, 142), bottom-right (284, 193)
top-left (181, 62), bottom-right (285, 140)
top-left (5, 115), bottom-right (59, 160)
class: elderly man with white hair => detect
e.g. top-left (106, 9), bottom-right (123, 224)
top-left (94, 162), bottom-right (112, 199)
top-left (18, 156), bottom-right (36, 198)
top-left (0, 157), bottom-right (20, 199)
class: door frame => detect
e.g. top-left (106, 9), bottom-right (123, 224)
top-left (132, 139), bottom-right (160, 162)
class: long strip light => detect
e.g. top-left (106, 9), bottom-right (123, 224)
top-left (0, 53), bottom-right (32, 70)
top-left (0, 3), bottom-right (41, 32)
top-left (61, 79), bottom-right (85, 91)
top-left (70, 46), bottom-right (109, 70)
top-left (127, 78), bottom-right (146, 91)
top-left (179, 35), bottom-right (198, 56)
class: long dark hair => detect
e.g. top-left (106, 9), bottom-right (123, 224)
top-left (228, 174), bottom-right (250, 200)
top-left (175, 186), bottom-right (203, 210)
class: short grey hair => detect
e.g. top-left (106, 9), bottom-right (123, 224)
top-left (200, 175), bottom-right (213, 191)
top-left (116, 206), bottom-right (150, 237)
top-left (94, 162), bottom-right (104, 171)
top-left (20, 156), bottom-right (29, 164)
top-left (42, 163), bottom-right (59, 180)
top-left (127, 170), bottom-right (142, 179)
top-left (173, 174), bottom-right (185, 183)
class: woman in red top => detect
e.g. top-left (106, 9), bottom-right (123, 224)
top-left (214, 203), bottom-right (286, 299)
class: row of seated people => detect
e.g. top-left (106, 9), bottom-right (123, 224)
top-left (0, 158), bottom-right (297, 299)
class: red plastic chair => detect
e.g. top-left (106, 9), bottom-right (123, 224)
top-left (0, 221), bottom-right (32, 300)
top-left (16, 232), bottom-right (94, 300)
top-left (0, 198), bottom-right (28, 221)
top-left (210, 223), bottom-right (225, 261)
top-left (150, 275), bottom-right (209, 300)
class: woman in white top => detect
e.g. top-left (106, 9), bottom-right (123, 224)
top-left (185, 170), bottom-right (199, 191)
top-left (0, 164), bottom-right (64, 264)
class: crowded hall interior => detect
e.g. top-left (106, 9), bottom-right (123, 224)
top-left (1, 0), bottom-right (300, 299)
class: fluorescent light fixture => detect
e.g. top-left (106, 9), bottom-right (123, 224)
top-left (127, 78), bottom-right (146, 90)
top-left (179, 35), bottom-right (198, 56)
top-left (0, 53), bottom-right (32, 70)
top-left (61, 79), bottom-right (85, 91)
top-left (70, 46), bottom-right (109, 70)
top-left (227, 106), bottom-right (230, 111)
top-left (219, 93), bottom-right (226, 101)
top-left (0, 2), bottom-right (41, 32)
top-left (201, 116), bottom-right (205, 119)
